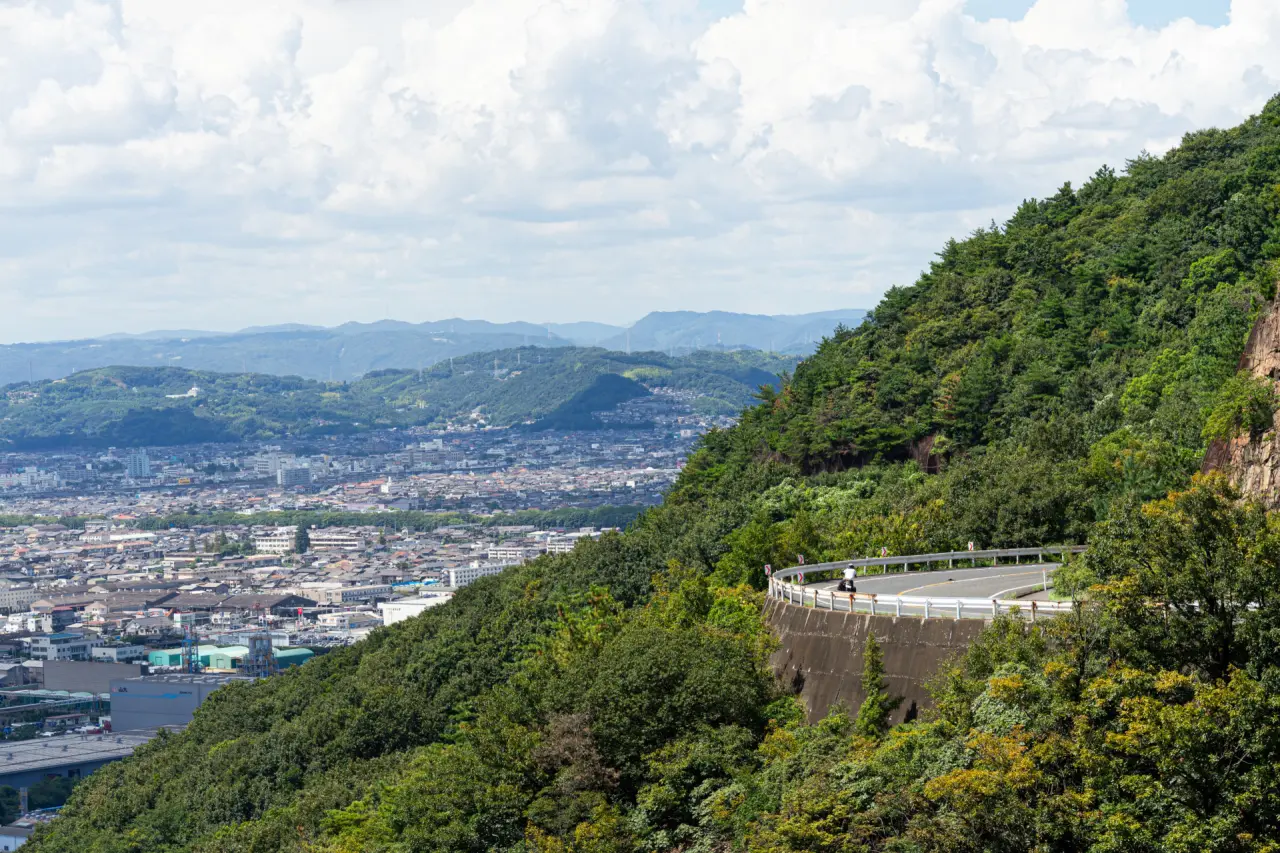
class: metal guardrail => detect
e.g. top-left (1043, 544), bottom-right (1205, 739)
top-left (766, 546), bottom-right (1085, 622)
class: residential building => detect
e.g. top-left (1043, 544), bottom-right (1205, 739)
top-left (488, 544), bottom-right (538, 563)
top-left (545, 537), bottom-right (578, 555)
top-left (173, 611), bottom-right (211, 628)
top-left (0, 584), bottom-right (37, 614)
top-left (308, 531), bottom-right (365, 551)
top-left (26, 632), bottom-right (103, 661)
top-left (277, 466), bottom-right (312, 487)
top-left (125, 450), bottom-right (151, 480)
top-left (315, 584), bottom-right (392, 606)
top-left (252, 527), bottom-right (298, 555)
top-left (446, 563), bottom-right (506, 588)
top-left (91, 644), bottom-right (148, 663)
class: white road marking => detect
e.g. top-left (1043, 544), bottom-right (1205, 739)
top-left (897, 569), bottom-right (1045, 596)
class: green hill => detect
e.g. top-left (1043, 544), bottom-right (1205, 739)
top-left (25, 99), bottom-right (1280, 853)
top-left (0, 348), bottom-right (798, 448)
top-left (529, 373), bottom-right (652, 430)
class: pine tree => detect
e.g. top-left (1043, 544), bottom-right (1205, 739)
top-left (294, 526), bottom-right (310, 555)
top-left (854, 633), bottom-right (901, 738)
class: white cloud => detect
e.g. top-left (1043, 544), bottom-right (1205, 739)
top-left (0, 0), bottom-right (1278, 341)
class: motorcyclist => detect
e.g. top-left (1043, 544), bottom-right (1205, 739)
top-left (837, 565), bottom-right (857, 593)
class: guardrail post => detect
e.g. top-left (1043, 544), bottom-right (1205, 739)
top-left (870, 594), bottom-right (876, 616)
top-left (895, 597), bottom-right (901, 617)
top-left (848, 594), bottom-right (854, 613)
top-left (1030, 600), bottom-right (1037, 623)
top-left (991, 599), bottom-right (998, 617)
top-left (923, 599), bottom-right (930, 619)
top-left (955, 600), bottom-right (962, 619)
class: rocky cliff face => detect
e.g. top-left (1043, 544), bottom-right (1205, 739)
top-left (1203, 300), bottom-right (1280, 505)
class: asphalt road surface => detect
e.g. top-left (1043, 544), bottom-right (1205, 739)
top-left (809, 564), bottom-right (1055, 600)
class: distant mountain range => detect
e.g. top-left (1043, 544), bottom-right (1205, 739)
top-left (0, 310), bottom-right (865, 386)
top-left (594, 309), bottom-right (866, 353)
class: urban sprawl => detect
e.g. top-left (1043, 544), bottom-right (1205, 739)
top-left (0, 418), bottom-right (722, 830)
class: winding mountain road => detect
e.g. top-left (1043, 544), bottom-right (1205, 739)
top-left (767, 547), bottom-right (1085, 620)
top-left (809, 564), bottom-right (1053, 599)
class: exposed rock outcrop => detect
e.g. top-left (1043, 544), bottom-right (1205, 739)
top-left (1203, 299), bottom-right (1280, 504)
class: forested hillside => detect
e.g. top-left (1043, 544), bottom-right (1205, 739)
top-left (27, 99), bottom-right (1280, 852)
top-left (0, 348), bottom-right (796, 448)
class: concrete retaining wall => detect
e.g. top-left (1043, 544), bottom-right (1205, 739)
top-left (764, 597), bottom-right (987, 723)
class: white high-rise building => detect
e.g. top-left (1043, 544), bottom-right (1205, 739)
top-left (126, 450), bottom-right (151, 480)
top-left (277, 466), bottom-right (312, 487)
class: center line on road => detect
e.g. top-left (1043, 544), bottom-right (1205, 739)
top-left (897, 569), bottom-right (1045, 596)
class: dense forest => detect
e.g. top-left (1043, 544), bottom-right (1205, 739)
top-left (27, 98), bottom-right (1280, 852)
top-left (0, 348), bottom-right (796, 448)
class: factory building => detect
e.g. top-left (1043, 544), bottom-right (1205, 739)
top-left (378, 591), bottom-right (455, 626)
top-left (0, 732), bottom-right (157, 789)
top-left (146, 644), bottom-right (313, 671)
top-left (109, 674), bottom-right (249, 732)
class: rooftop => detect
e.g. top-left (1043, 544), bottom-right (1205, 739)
top-left (0, 732), bottom-right (158, 776)
top-left (124, 673), bottom-right (253, 686)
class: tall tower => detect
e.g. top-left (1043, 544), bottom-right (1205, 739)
top-left (180, 623), bottom-right (201, 674)
top-left (245, 633), bottom-right (278, 679)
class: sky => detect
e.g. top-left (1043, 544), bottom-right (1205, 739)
top-left (0, 0), bottom-right (1276, 343)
